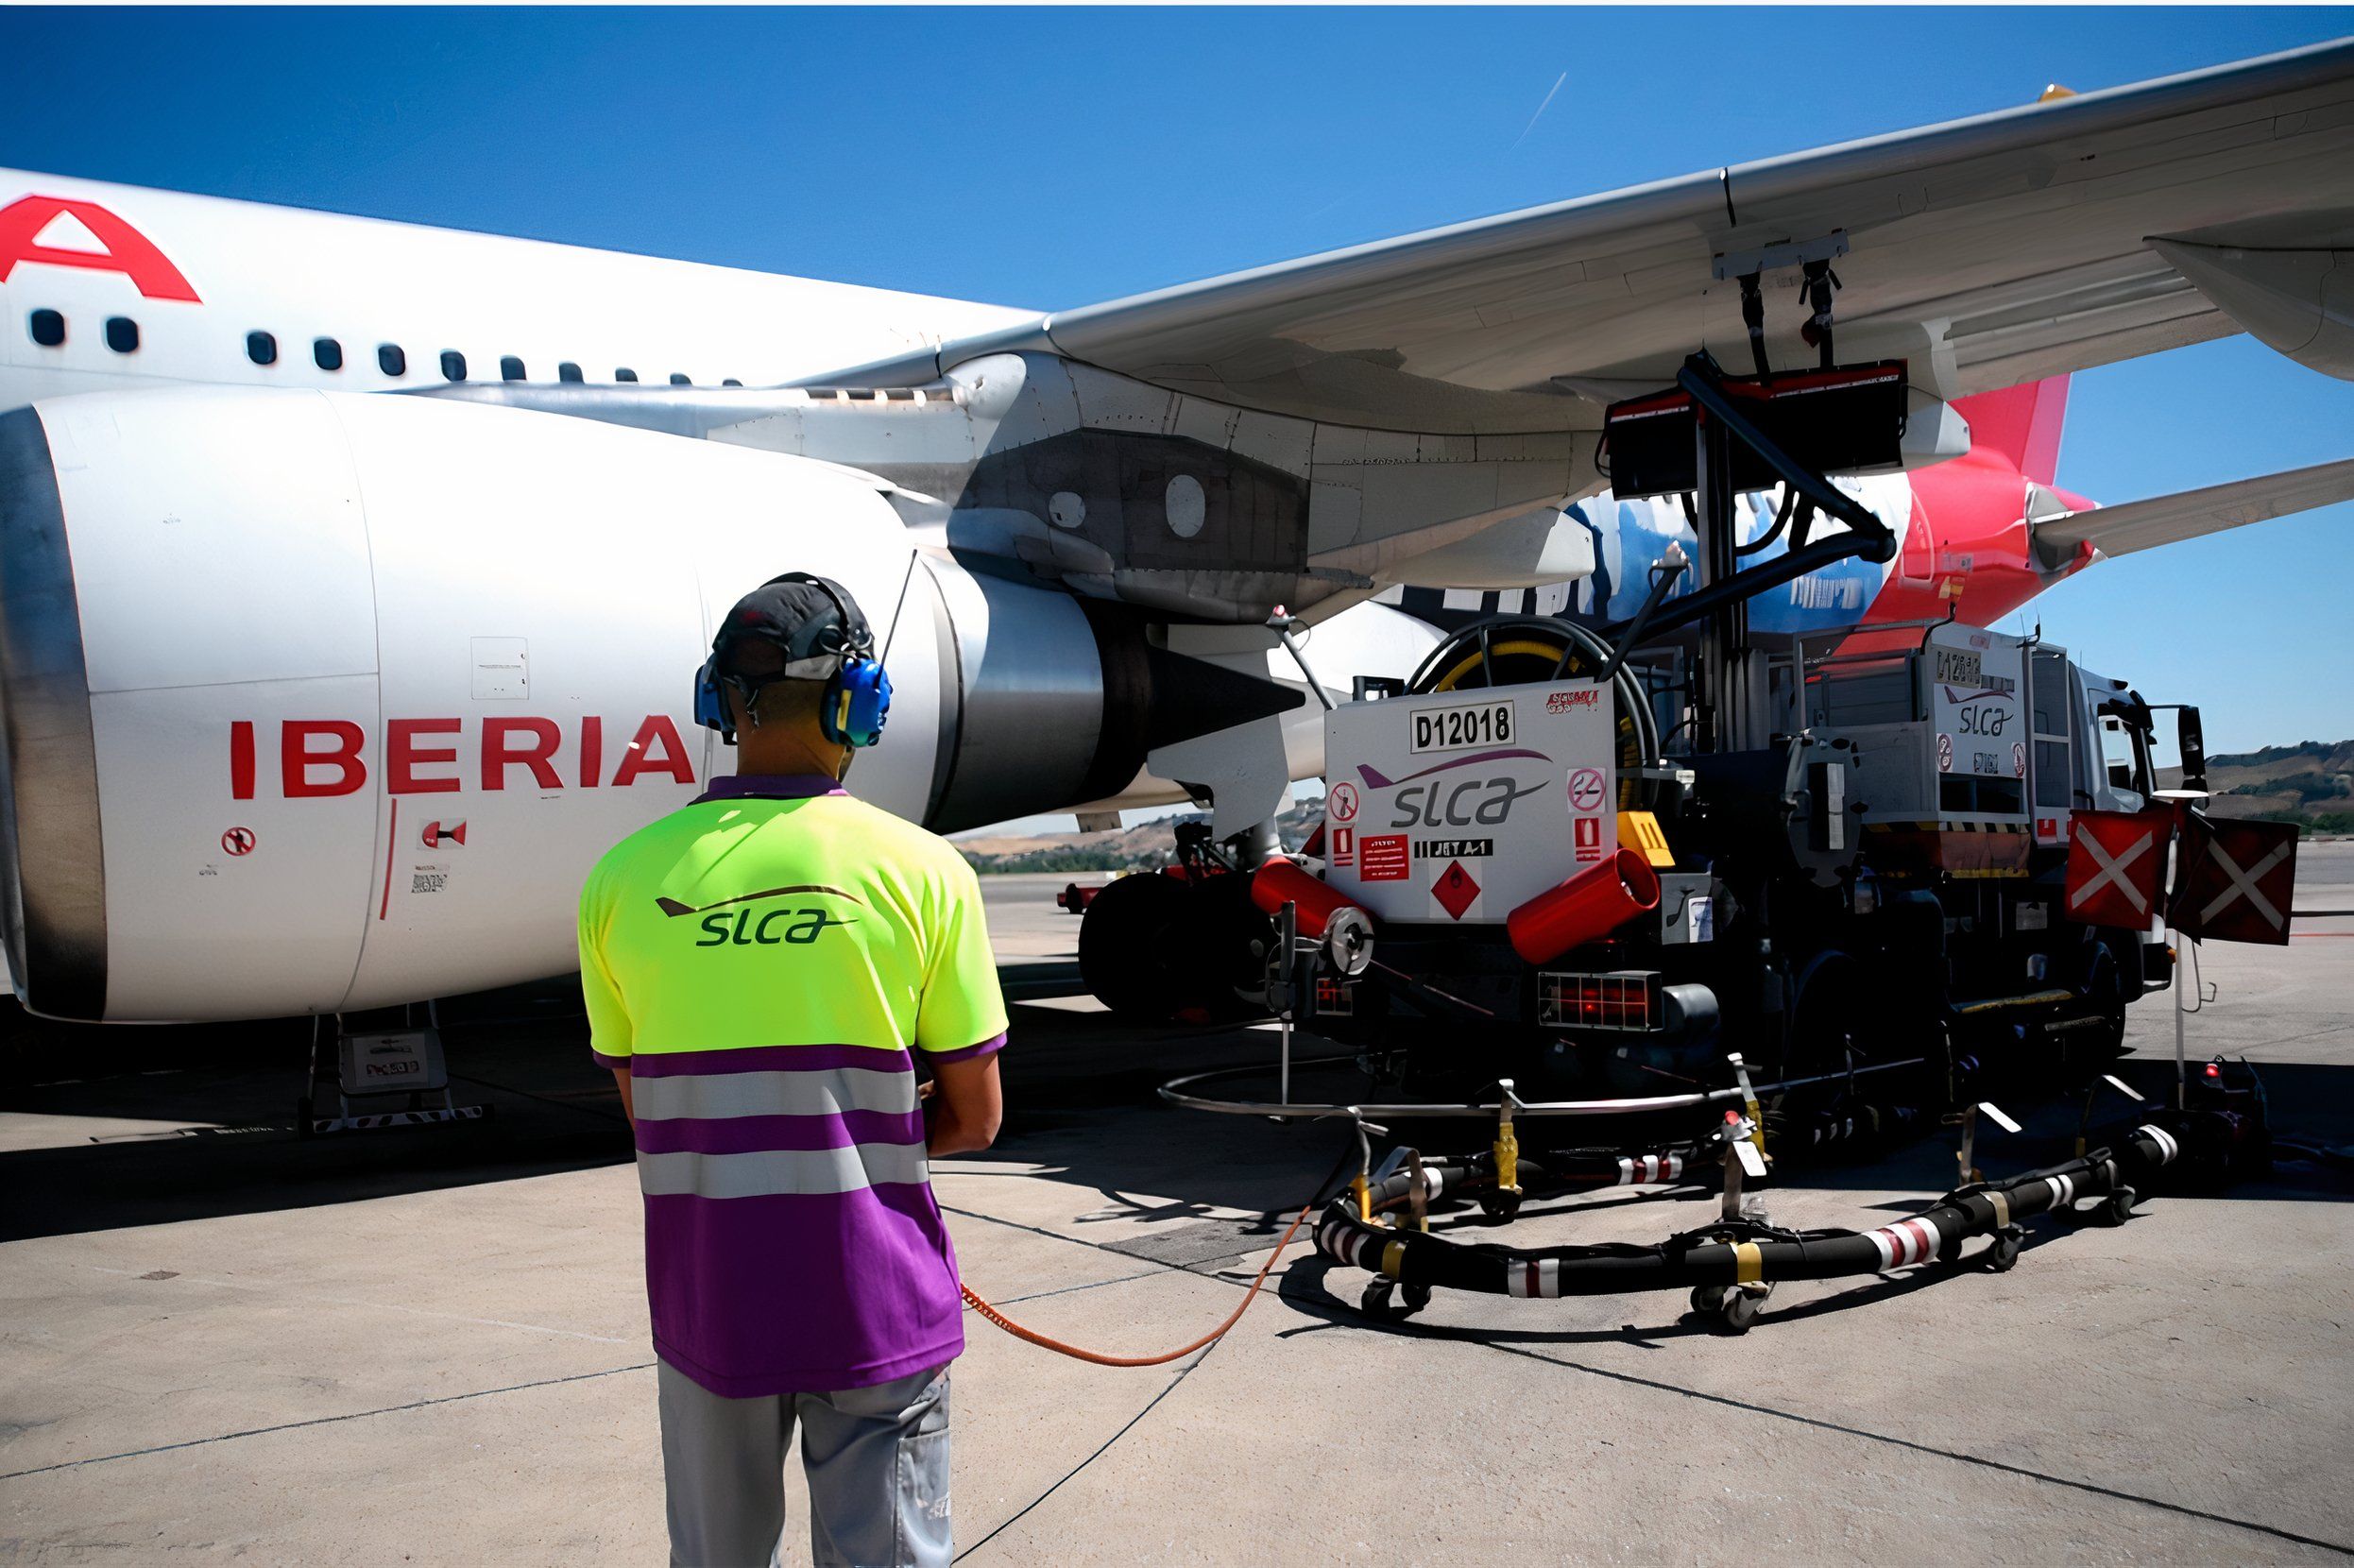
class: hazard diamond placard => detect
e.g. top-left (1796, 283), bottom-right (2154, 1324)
top-left (2172, 814), bottom-right (2298, 946)
top-left (2062, 810), bottom-right (2171, 929)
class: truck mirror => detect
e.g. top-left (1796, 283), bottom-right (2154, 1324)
top-left (2177, 706), bottom-right (2207, 793)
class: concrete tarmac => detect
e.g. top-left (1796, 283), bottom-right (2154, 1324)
top-left (3, 852), bottom-right (2350, 1564)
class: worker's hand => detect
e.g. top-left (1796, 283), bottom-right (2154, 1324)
top-left (918, 1079), bottom-right (937, 1101)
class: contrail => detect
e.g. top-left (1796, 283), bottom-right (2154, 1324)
top-left (1511, 71), bottom-right (1568, 151)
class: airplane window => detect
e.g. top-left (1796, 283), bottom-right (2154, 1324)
top-left (669, 373), bottom-right (691, 385)
top-left (28, 309), bottom-right (65, 347)
top-left (501, 355), bottom-right (526, 381)
top-left (105, 316), bottom-right (139, 353)
top-left (315, 337), bottom-right (343, 371)
top-left (614, 367), bottom-right (638, 382)
top-left (440, 350), bottom-right (467, 382)
top-left (723, 379), bottom-right (742, 387)
top-left (247, 331), bottom-right (278, 366)
top-left (378, 344), bottom-right (406, 377)
top-left (557, 362), bottom-right (583, 383)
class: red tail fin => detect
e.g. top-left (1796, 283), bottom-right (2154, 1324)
top-left (1951, 376), bottom-right (2070, 485)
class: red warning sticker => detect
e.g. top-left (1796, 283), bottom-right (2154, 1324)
top-left (1330, 826), bottom-right (1356, 866)
top-left (1432, 861), bottom-right (1481, 919)
top-left (1574, 816), bottom-right (1602, 862)
top-left (1360, 834), bottom-right (1409, 881)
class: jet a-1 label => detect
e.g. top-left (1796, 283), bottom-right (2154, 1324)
top-left (1413, 838), bottom-right (1493, 859)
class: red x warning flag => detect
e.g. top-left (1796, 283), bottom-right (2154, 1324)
top-left (2172, 814), bottom-right (2298, 946)
top-left (2063, 810), bottom-right (2171, 929)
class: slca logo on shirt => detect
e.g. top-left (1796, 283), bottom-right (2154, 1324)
top-left (692, 909), bottom-right (855, 946)
top-left (654, 885), bottom-right (862, 947)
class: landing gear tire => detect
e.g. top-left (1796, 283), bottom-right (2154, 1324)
top-left (1983, 1226), bottom-right (2023, 1272)
top-left (2093, 1185), bottom-right (2136, 1227)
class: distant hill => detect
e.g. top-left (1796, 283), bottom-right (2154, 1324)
top-left (2158, 739), bottom-right (2353, 835)
top-left (957, 795), bottom-right (1326, 875)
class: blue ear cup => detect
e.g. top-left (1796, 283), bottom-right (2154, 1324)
top-left (693, 660), bottom-right (732, 740)
top-left (823, 656), bottom-right (893, 748)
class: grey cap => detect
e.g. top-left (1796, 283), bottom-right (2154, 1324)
top-left (710, 573), bottom-right (873, 681)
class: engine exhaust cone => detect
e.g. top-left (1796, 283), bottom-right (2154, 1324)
top-left (1506, 847), bottom-right (1661, 966)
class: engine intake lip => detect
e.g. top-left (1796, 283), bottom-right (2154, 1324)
top-left (0, 405), bottom-right (108, 1020)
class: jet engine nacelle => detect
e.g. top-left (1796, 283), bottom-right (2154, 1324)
top-left (0, 388), bottom-right (1231, 1021)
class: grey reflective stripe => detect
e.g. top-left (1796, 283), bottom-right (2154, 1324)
top-left (638, 1142), bottom-right (930, 1198)
top-left (632, 1066), bottom-right (915, 1121)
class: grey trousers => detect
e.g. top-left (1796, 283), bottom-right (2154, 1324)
top-left (657, 1358), bottom-right (952, 1568)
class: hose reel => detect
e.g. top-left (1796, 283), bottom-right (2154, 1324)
top-left (1404, 615), bottom-right (1663, 810)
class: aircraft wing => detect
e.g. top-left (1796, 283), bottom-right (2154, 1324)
top-left (2031, 457), bottom-right (2354, 568)
top-left (828, 39), bottom-right (2354, 435)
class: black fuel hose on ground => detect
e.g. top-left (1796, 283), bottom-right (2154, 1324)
top-left (1319, 1123), bottom-right (2184, 1300)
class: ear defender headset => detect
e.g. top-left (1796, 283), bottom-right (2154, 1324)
top-left (692, 572), bottom-right (893, 749)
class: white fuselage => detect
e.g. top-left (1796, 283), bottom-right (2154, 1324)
top-left (0, 167), bottom-right (1035, 415)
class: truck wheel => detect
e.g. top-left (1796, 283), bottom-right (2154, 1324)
top-left (1778, 951), bottom-right (1870, 1109)
top-left (1077, 874), bottom-right (1192, 1018)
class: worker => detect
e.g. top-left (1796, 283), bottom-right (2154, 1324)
top-left (577, 572), bottom-right (1007, 1568)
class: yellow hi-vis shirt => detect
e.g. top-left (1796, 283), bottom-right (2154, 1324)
top-left (577, 773), bottom-right (1007, 1396)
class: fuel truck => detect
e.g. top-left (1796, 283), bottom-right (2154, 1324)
top-left (1230, 612), bottom-right (2197, 1105)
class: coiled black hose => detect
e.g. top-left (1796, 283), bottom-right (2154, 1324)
top-left (1319, 1124), bottom-right (2183, 1299)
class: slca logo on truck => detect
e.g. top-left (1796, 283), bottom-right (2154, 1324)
top-left (227, 715), bottom-right (697, 798)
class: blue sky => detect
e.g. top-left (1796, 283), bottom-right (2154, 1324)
top-left (2, 7), bottom-right (2349, 763)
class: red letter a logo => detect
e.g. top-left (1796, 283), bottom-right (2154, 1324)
top-left (0, 195), bottom-right (200, 301)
